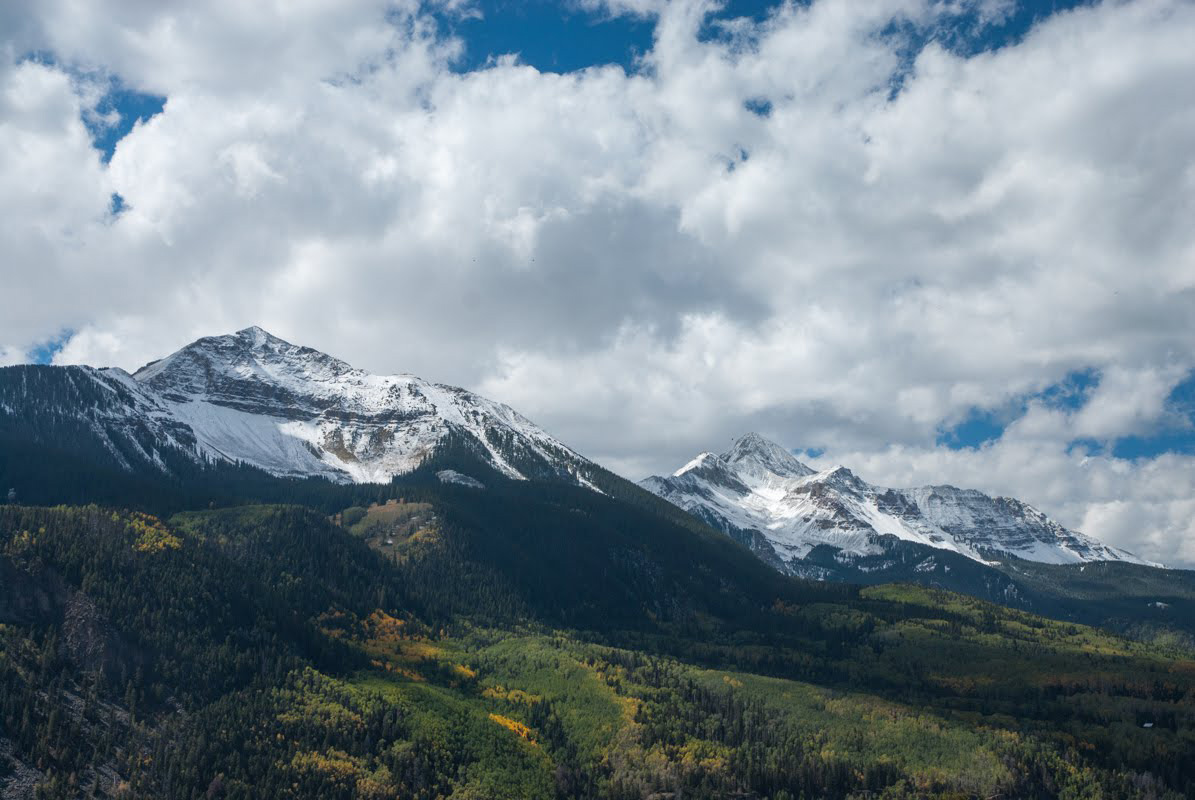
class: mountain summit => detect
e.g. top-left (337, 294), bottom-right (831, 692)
top-left (717, 431), bottom-right (816, 480)
top-left (134, 326), bottom-right (361, 405)
top-left (0, 327), bottom-right (601, 488)
top-left (642, 433), bottom-right (1152, 570)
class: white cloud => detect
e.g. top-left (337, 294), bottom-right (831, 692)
top-left (0, 346), bottom-right (25, 367)
top-left (2, 0), bottom-right (1194, 563)
top-left (1071, 364), bottom-right (1191, 440)
top-left (0, 56), bottom-right (114, 349)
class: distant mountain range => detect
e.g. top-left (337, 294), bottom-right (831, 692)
top-left (641, 433), bottom-right (1153, 572)
top-left (0, 327), bottom-right (1155, 579)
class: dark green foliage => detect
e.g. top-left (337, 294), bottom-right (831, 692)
top-left (993, 558), bottom-right (1195, 640)
top-left (143, 668), bottom-right (555, 800)
top-left (0, 506), bottom-right (359, 707)
top-left (796, 538), bottom-right (1195, 647)
top-left (403, 478), bottom-right (850, 631)
top-left (2, 470), bottom-right (1194, 797)
top-left (3, 503), bottom-right (1194, 798)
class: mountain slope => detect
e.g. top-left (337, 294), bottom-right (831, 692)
top-left (642, 433), bottom-right (1151, 571)
top-left (4, 502), bottom-right (1194, 800)
top-left (0, 327), bottom-right (603, 490)
top-left (0, 363), bottom-right (198, 473)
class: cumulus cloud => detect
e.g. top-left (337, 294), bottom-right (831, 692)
top-left (2, 0), bottom-right (1193, 563)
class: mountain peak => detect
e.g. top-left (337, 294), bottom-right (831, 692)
top-left (108, 327), bottom-right (599, 486)
top-left (642, 436), bottom-right (1154, 572)
top-left (133, 327), bottom-right (355, 392)
top-left (208, 326), bottom-right (323, 361)
top-left (727, 431), bottom-right (772, 450)
top-left (720, 432), bottom-right (814, 479)
top-left (233, 325), bottom-right (284, 346)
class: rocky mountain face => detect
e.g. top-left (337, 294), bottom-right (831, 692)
top-left (0, 327), bottom-right (601, 489)
top-left (641, 433), bottom-right (1152, 571)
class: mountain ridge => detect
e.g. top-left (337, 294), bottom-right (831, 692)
top-left (1, 327), bottom-right (602, 490)
top-left (0, 332), bottom-right (1156, 573)
top-left (641, 432), bottom-right (1153, 570)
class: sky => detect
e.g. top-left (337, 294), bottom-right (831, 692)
top-left (1, 0), bottom-right (1193, 565)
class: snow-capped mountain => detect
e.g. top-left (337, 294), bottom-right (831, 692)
top-left (0, 332), bottom-right (1157, 571)
top-left (641, 433), bottom-right (1153, 569)
top-left (0, 327), bottom-right (601, 488)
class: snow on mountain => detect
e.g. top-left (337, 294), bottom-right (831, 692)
top-left (436, 470), bottom-right (485, 489)
top-left (125, 326), bottom-right (605, 485)
top-left (641, 433), bottom-right (1154, 569)
top-left (2, 327), bottom-right (600, 487)
top-left (0, 331), bottom-right (1158, 571)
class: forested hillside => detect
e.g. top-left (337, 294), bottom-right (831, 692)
top-left (2, 499), bottom-right (1193, 799)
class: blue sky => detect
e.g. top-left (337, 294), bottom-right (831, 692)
top-left (88, 83), bottom-right (165, 162)
top-left (431, 0), bottom-right (1103, 74)
top-left (1111, 375), bottom-right (1195, 459)
top-left (937, 370), bottom-right (1195, 459)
